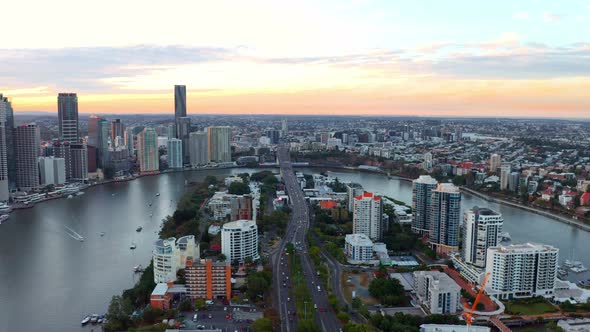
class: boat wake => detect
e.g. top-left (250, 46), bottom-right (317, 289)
top-left (64, 225), bottom-right (84, 242)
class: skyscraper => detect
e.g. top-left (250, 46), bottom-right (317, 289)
top-left (0, 98), bottom-right (9, 200)
top-left (70, 143), bottom-right (88, 182)
top-left (429, 183), bottom-right (462, 256)
top-left (462, 207), bottom-right (503, 268)
top-left (281, 119), bottom-right (288, 136)
top-left (176, 117), bottom-right (191, 164)
top-left (352, 191), bottom-right (384, 241)
top-left (14, 124), bottom-right (41, 190)
top-left (189, 131), bottom-right (208, 167)
top-left (110, 119), bottom-right (125, 145)
top-left (0, 94), bottom-right (15, 189)
top-left (174, 85), bottom-right (186, 120)
top-left (411, 175), bottom-right (438, 236)
top-left (124, 127), bottom-right (135, 157)
top-left (500, 163), bottom-right (511, 191)
top-left (57, 93), bottom-right (79, 143)
top-left (167, 138), bottom-right (183, 169)
top-left (346, 183), bottom-right (364, 212)
top-left (137, 128), bottom-right (159, 174)
top-left (53, 140), bottom-right (72, 180)
top-left (207, 126), bottom-right (231, 163)
top-left (490, 153), bottom-right (501, 174)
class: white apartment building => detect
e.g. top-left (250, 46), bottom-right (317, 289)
top-left (153, 235), bottom-right (200, 283)
top-left (221, 219), bottom-right (259, 263)
top-left (344, 233), bottom-right (374, 261)
top-left (346, 183), bottom-right (363, 212)
top-left (38, 156), bottom-right (66, 186)
top-left (167, 138), bottom-right (183, 169)
top-left (352, 191), bottom-right (383, 241)
top-left (411, 175), bottom-right (438, 236)
top-left (462, 207), bottom-right (503, 268)
top-left (414, 271), bottom-right (461, 314)
top-left (485, 243), bottom-right (558, 300)
top-left (207, 126), bottom-right (231, 163)
top-left (500, 162), bottom-right (511, 190)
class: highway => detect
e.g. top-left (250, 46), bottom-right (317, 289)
top-left (273, 145), bottom-right (342, 332)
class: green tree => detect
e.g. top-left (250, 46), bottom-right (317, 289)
top-left (246, 272), bottom-right (271, 299)
top-left (104, 295), bottom-right (133, 331)
top-left (228, 181), bottom-right (251, 195)
top-left (297, 319), bottom-right (321, 332)
top-left (142, 306), bottom-right (163, 324)
top-left (205, 175), bottom-right (218, 185)
top-left (178, 298), bottom-right (192, 311)
top-left (104, 165), bottom-right (116, 179)
top-left (251, 317), bottom-right (274, 332)
top-left (195, 298), bottom-right (206, 310)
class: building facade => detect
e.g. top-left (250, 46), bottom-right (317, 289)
top-left (137, 128), bottom-right (159, 174)
top-left (207, 126), bottom-right (231, 163)
top-left (174, 85), bottom-right (187, 120)
top-left (69, 143), bottom-right (88, 182)
top-left (57, 93), bottom-right (79, 143)
top-left (167, 138), bottom-right (183, 169)
top-left (175, 116), bottom-right (191, 164)
top-left (0, 95), bottom-right (15, 191)
top-left (221, 219), bottom-right (259, 263)
top-left (15, 124), bottom-right (41, 190)
top-left (344, 233), bottom-right (374, 261)
top-left (0, 98), bottom-right (9, 200)
top-left (38, 157), bottom-right (66, 186)
top-left (110, 119), bottom-right (124, 144)
top-left (462, 207), bottom-right (503, 268)
top-left (429, 183), bottom-right (461, 256)
top-left (346, 183), bottom-right (363, 212)
top-left (189, 131), bottom-right (208, 166)
top-left (412, 175), bottom-right (438, 236)
top-left (485, 243), bottom-right (558, 299)
top-left (352, 191), bottom-right (384, 241)
top-left (490, 153), bottom-right (501, 173)
top-left (153, 235), bottom-right (200, 283)
top-left (414, 271), bottom-right (461, 314)
top-left (185, 259), bottom-right (232, 300)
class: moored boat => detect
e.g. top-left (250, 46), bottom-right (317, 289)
top-left (0, 214), bottom-right (9, 224)
top-left (81, 315), bottom-right (91, 325)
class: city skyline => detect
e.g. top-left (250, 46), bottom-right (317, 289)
top-left (1, 0), bottom-right (589, 118)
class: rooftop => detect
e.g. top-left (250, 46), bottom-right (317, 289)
top-left (345, 233), bottom-right (374, 246)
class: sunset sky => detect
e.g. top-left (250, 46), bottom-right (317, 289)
top-left (1, 0), bottom-right (590, 117)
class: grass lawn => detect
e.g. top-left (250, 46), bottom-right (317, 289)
top-left (504, 299), bottom-right (559, 315)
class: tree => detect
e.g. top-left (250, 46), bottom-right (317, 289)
top-left (142, 306), bottom-right (163, 324)
top-left (246, 272), bottom-right (271, 299)
top-left (205, 175), bottom-right (218, 185)
top-left (104, 165), bottom-right (116, 179)
top-left (251, 317), bottom-right (274, 332)
top-left (104, 295), bottom-right (133, 331)
top-left (228, 181), bottom-right (251, 195)
top-left (195, 298), bottom-right (206, 310)
top-left (297, 319), bottom-right (321, 332)
top-left (178, 298), bottom-right (192, 311)
top-left (368, 278), bottom-right (407, 306)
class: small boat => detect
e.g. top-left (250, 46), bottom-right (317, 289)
top-left (0, 214), bottom-right (9, 224)
top-left (100, 232), bottom-right (105, 237)
top-left (500, 232), bottom-right (511, 242)
top-left (134, 265), bottom-right (144, 273)
top-left (148, 203), bottom-right (152, 207)
top-left (557, 268), bottom-right (568, 279)
top-left (76, 191), bottom-right (85, 196)
top-left (130, 242), bottom-right (136, 250)
top-left (112, 193), bottom-right (116, 196)
top-left (0, 203), bottom-right (12, 213)
top-left (90, 313), bottom-right (99, 324)
top-left (81, 315), bottom-right (91, 325)
top-left (156, 193), bottom-right (160, 197)
top-left (136, 226), bottom-right (143, 232)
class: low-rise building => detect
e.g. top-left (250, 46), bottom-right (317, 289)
top-left (344, 233), bottom-right (374, 261)
top-left (185, 259), bottom-right (232, 300)
top-left (413, 271), bottom-right (461, 314)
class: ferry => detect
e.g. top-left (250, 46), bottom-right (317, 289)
top-left (0, 203), bottom-right (12, 213)
top-left (0, 214), bottom-right (9, 224)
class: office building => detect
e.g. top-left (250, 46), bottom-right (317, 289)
top-left (352, 191), bottom-right (383, 241)
top-left (485, 243), bottom-right (558, 299)
top-left (69, 143), bottom-right (88, 181)
top-left (207, 126), bottom-right (231, 163)
top-left (411, 175), bottom-right (438, 236)
top-left (185, 259), bottom-right (232, 300)
top-left (346, 183), bottom-right (364, 212)
top-left (15, 124), bottom-right (41, 190)
top-left (414, 271), bottom-right (461, 314)
top-left (137, 127), bottom-right (159, 174)
top-left (110, 119), bottom-right (125, 145)
top-left (490, 153), bottom-right (501, 173)
top-left (429, 183), bottom-right (461, 256)
top-left (38, 157), bottom-right (66, 186)
top-left (124, 127), bottom-right (135, 157)
top-left (462, 207), bottom-right (503, 268)
top-left (0, 94), bottom-right (15, 190)
top-left (500, 163), bottom-right (511, 190)
top-left (53, 140), bottom-right (72, 180)
top-left (221, 220), bottom-right (259, 263)
top-left (166, 123), bottom-right (176, 139)
top-left (153, 235), bottom-right (200, 283)
top-left (176, 116), bottom-right (191, 164)
top-left (167, 138), bottom-right (183, 169)
top-left (344, 233), bottom-right (374, 261)
top-left (174, 85), bottom-right (186, 120)
top-left (189, 131), bottom-right (208, 166)
top-left (509, 172), bottom-right (520, 192)
top-left (0, 98), bottom-right (9, 200)
top-left (57, 93), bottom-right (79, 143)
top-left (88, 115), bottom-right (109, 169)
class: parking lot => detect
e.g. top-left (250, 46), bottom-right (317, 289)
top-left (179, 304), bottom-right (262, 332)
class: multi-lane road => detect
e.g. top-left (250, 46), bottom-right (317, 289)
top-left (272, 146), bottom-right (342, 332)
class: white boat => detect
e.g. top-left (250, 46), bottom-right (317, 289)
top-left (130, 242), bottom-right (136, 249)
top-left (156, 193), bottom-right (160, 196)
top-left (67, 195), bottom-right (74, 199)
top-left (0, 214), bottom-right (8, 224)
top-left (0, 203), bottom-right (12, 213)
top-left (90, 314), bottom-right (99, 324)
top-left (81, 315), bottom-right (91, 325)
top-left (100, 232), bottom-right (105, 237)
top-left (500, 232), bottom-right (511, 241)
top-left (134, 264), bottom-right (144, 273)
top-left (76, 191), bottom-right (85, 196)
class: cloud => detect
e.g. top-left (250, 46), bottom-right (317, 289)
top-left (543, 12), bottom-right (566, 22)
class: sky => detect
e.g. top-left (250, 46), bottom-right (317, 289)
top-left (1, 0), bottom-right (590, 118)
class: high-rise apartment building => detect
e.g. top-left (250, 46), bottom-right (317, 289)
top-left (344, 233), bottom-right (374, 261)
top-left (462, 207), bottom-right (503, 268)
top-left (485, 243), bottom-right (558, 299)
top-left (167, 138), bottom-right (183, 169)
top-left (185, 259), bottom-right (232, 300)
top-left (15, 124), bottom-right (41, 190)
top-left (176, 116), bottom-right (191, 164)
top-left (174, 85), bottom-right (186, 120)
top-left (69, 143), bottom-right (88, 182)
top-left (346, 183), bottom-right (364, 212)
top-left (137, 128), bottom-right (159, 174)
top-left (490, 153), bottom-right (501, 174)
top-left (110, 119), bottom-right (125, 144)
top-left (38, 157), bottom-right (66, 186)
top-left (0, 94), bottom-right (15, 190)
top-left (412, 175), bottom-right (438, 236)
top-left (87, 115), bottom-right (109, 168)
top-left (153, 235), bottom-right (200, 283)
top-left (414, 271), bottom-right (461, 314)
top-left (0, 98), bottom-right (10, 200)
top-left (207, 126), bottom-right (231, 163)
top-left (53, 140), bottom-right (72, 180)
top-left (57, 93), bottom-right (79, 143)
top-left (221, 220), bottom-right (259, 263)
top-left (189, 131), bottom-right (208, 166)
top-left (429, 183), bottom-right (461, 256)
top-left (500, 163), bottom-right (511, 191)
top-left (124, 127), bottom-right (135, 157)
top-left (352, 191), bottom-right (383, 241)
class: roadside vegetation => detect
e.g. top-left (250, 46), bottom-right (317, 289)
top-left (504, 297), bottom-right (559, 315)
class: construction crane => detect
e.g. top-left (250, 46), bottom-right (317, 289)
top-left (463, 272), bottom-right (491, 327)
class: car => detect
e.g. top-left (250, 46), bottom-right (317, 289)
top-left (208, 314), bottom-right (212, 319)
top-left (224, 306), bottom-right (227, 311)
top-left (193, 314), bottom-right (198, 322)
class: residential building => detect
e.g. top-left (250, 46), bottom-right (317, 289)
top-left (15, 124), bottom-right (41, 190)
top-left (221, 219), bottom-right (259, 263)
top-left (124, 127), bottom-right (135, 157)
top-left (57, 93), bottom-right (79, 143)
top-left (414, 271), bottom-right (461, 314)
top-left (490, 153), bottom-right (501, 173)
top-left (38, 157), bottom-right (66, 186)
top-left (167, 138), bottom-right (183, 169)
top-left (485, 243), bottom-right (558, 299)
top-left (137, 128), bottom-right (159, 174)
top-left (346, 183), bottom-right (363, 212)
top-left (69, 143), bottom-right (88, 182)
top-left (0, 94), bottom-right (15, 190)
top-left (281, 119), bottom-right (288, 136)
top-left (266, 130), bottom-right (280, 144)
top-left (352, 191), bottom-right (383, 241)
top-left (53, 140), bottom-right (72, 180)
top-left (153, 235), bottom-right (200, 283)
top-left (88, 115), bottom-right (110, 169)
top-left (500, 162), bottom-right (511, 190)
top-left (429, 183), bottom-right (461, 256)
top-left (462, 207), bottom-right (503, 268)
top-left (344, 233), bottom-right (374, 261)
top-left (0, 98), bottom-right (9, 200)
top-left (110, 118), bottom-right (125, 144)
top-left (185, 259), bottom-right (232, 300)
top-left (174, 85), bottom-right (187, 120)
top-left (189, 131), bottom-right (208, 166)
top-left (207, 126), bottom-right (231, 163)
top-left (412, 175), bottom-right (438, 236)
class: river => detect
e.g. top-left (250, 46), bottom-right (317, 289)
top-left (0, 167), bottom-right (588, 332)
